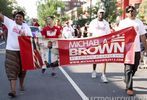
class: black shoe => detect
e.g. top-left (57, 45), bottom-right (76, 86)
top-left (47, 64), bottom-right (51, 68)
top-left (42, 69), bottom-right (46, 74)
top-left (51, 72), bottom-right (56, 76)
top-left (8, 91), bottom-right (16, 98)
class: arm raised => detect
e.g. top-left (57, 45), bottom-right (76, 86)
top-left (0, 13), bottom-right (4, 22)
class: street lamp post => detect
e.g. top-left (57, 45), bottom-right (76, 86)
top-left (89, 0), bottom-right (92, 22)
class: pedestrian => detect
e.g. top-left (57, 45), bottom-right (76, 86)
top-left (76, 25), bottom-right (82, 38)
top-left (2, 24), bottom-right (8, 41)
top-left (0, 11), bottom-right (32, 97)
top-left (109, 22), bottom-right (115, 33)
top-left (41, 16), bottom-right (62, 38)
top-left (62, 20), bottom-right (74, 39)
top-left (118, 5), bottom-right (147, 96)
top-left (55, 19), bottom-right (63, 33)
top-left (41, 16), bottom-right (61, 76)
top-left (88, 9), bottom-right (111, 83)
top-left (83, 26), bottom-right (88, 37)
top-left (32, 18), bottom-right (40, 27)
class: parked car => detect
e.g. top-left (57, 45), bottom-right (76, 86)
top-left (30, 26), bottom-right (42, 37)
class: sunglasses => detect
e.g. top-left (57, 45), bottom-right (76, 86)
top-left (127, 9), bottom-right (134, 13)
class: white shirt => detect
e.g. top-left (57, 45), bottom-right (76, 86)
top-left (4, 16), bottom-right (32, 51)
top-left (41, 48), bottom-right (58, 63)
top-left (88, 18), bottom-right (111, 37)
top-left (119, 18), bottom-right (146, 52)
top-left (62, 25), bottom-right (74, 39)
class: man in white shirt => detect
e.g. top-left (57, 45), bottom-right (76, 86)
top-left (62, 21), bottom-right (74, 39)
top-left (41, 40), bottom-right (59, 76)
top-left (119, 6), bottom-right (147, 96)
top-left (0, 11), bottom-right (32, 97)
top-left (88, 9), bottom-right (111, 83)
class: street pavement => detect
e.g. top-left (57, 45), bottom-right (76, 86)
top-left (0, 41), bottom-right (147, 100)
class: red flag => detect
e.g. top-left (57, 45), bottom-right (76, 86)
top-left (18, 36), bottom-right (43, 70)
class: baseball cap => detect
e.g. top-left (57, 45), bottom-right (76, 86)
top-left (98, 9), bottom-right (105, 13)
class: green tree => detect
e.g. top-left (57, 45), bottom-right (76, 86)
top-left (0, 0), bottom-right (14, 18)
top-left (138, 0), bottom-right (147, 24)
top-left (94, 0), bottom-right (120, 22)
top-left (0, 0), bottom-right (26, 18)
top-left (77, 0), bottom-right (121, 27)
top-left (37, 0), bottom-right (65, 27)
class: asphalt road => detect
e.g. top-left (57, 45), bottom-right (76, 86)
top-left (0, 41), bottom-right (147, 100)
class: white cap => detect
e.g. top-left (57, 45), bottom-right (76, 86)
top-left (98, 9), bottom-right (105, 13)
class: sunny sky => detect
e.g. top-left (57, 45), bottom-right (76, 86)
top-left (16, 0), bottom-right (38, 18)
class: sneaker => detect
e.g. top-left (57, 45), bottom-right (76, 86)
top-left (127, 89), bottom-right (134, 96)
top-left (42, 69), bottom-right (46, 74)
top-left (20, 87), bottom-right (25, 91)
top-left (101, 74), bottom-right (108, 83)
top-left (91, 71), bottom-right (97, 78)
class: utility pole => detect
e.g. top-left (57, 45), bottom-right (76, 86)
top-left (89, 0), bottom-right (92, 22)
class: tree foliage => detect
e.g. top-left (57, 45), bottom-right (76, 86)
top-left (94, 0), bottom-right (120, 22)
top-left (0, 0), bottom-right (26, 19)
top-left (37, 0), bottom-right (65, 27)
top-left (138, 0), bottom-right (147, 24)
top-left (75, 0), bottom-right (121, 27)
top-left (0, 0), bottom-right (14, 18)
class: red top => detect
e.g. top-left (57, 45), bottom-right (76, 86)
top-left (41, 25), bottom-right (61, 38)
top-left (33, 22), bottom-right (40, 27)
top-left (56, 25), bottom-right (63, 31)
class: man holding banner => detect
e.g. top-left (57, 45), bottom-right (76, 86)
top-left (41, 16), bottom-right (61, 76)
top-left (119, 6), bottom-right (147, 96)
top-left (88, 9), bottom-right (111, 83)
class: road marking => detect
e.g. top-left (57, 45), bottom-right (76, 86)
top-left (59, 67), bottom-right (89, 100)
top-left (0, 41), bottom-right (5, 45)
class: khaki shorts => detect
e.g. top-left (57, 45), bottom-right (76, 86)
top-left (5, 50), bottom-right (26, 80)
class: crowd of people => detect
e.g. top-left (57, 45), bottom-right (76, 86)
top-left (0, 5), bottom-right (147, 98)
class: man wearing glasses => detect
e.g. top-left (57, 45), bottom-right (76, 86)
top-left (119, 6), bottom-right (147, 96)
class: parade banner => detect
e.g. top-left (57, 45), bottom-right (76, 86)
top-left (58, 27), bottom-right (136, 66)
top-left (19, 27), bottom-right (136, 70)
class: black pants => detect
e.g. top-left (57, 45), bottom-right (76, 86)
top-left (124, 52), bottom-right (140, 90)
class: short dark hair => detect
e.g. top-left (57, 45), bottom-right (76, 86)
top-left (47, 16), bottom-right (55, 19)
top-left (13, 11), bottom-right (25, 18)
top-left (126, 6), bottom-right (136, 13)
